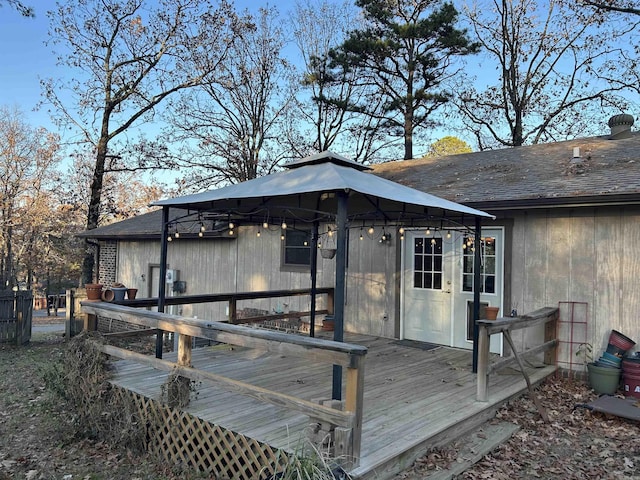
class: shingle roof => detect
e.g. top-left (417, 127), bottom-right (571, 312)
top-left (372, 131), bottom-right (640, 208)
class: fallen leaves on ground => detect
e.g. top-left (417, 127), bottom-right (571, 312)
top-left (395, 376), bottom-right (640, 479)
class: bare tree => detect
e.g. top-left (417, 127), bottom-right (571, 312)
top-left (42, 0), bottom-right (239, 283)
top-left (454, 0), bottom-right (634, 149)
top-left (1, 0), bottom-right (34, 16)
top-left (0, 106), bottom-right (60, 290)
top-left (168, 5), bottom-right (293, 188)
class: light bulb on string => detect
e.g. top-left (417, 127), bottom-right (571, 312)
top-left (359, 229), bottom-right (364, 241)
top-left (367, 226), bottom-right (374, 235)
top-left (229, 222), bottom-right (235, 230)
top-left (229, 229), bottom-right (234, 236)
top-left (257, 230), bottom-right (261, 238)
top-left (280, 232), bottom-right (285, 241)
top-left (174, 231), bottom-right (180, 239)
top-left (200, 224), bottom-right (206, 233)
top-left (398, 226), bottom-right (405, 235)
top-left (198, 231), bottom-right (203, 238)
top-left (446, 231), bottom-right (451, 239)
top-left (263, 221), bottom-right (269, 229)
top-left (167, 236), bottom-right (173, 242)
top-left (281, 221), bottom-right (287, 230)
top-left (425, 228), bottom-right (431, 236)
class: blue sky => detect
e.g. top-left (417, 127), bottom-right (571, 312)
top-left (0, 0), bottom-right (295, 136)
top-left (0, 2), bottom-right (58, 130)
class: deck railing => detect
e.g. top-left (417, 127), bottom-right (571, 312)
top-left (476, 307), bottom-right (559, 402)
top-left (80, 301), bottom-right (366, 467)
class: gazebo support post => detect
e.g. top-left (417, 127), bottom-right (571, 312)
top-left (156, 206), bottom-right (169, 359)
top-left (472, 217), bottom-right (482, 373)
top-left (332, 191), bottom-right (348, 400)
top-left (309, 222), bottom-right (319, 337)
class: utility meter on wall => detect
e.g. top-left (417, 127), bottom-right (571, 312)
top-left (165, 269), bottom-right (178, 283)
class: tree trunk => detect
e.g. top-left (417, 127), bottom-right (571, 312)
top-left (81, 137), bottom-right (108, 284)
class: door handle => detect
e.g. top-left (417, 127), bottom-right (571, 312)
top-left (442, 289), bottom-right (451, 294)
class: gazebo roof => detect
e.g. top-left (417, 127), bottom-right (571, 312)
top-left (153, 151), bottom-right (493, 226)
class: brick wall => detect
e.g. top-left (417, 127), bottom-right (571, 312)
top-left (99, 240), bottom-right (117, 286)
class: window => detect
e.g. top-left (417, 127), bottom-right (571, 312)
top-left (462, 236), bottom-right (496, 294)
top-left (283, 229), bottom-right (311, 267)
top-left (413, 237), bottom-right (443, 289)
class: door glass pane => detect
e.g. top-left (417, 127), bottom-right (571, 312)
top-left (413, 237), bottom-right (443, 290)
top-left (462, 236), bottom-right (497, 293)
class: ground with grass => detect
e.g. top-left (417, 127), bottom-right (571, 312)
top-left (1, 317), bottom-right (639, 479)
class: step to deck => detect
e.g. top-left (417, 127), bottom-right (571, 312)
top-left (410, 420), bottom-right (520, 480)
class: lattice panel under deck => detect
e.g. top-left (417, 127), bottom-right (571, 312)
top-left (113, 387), bottom-right (287, 479)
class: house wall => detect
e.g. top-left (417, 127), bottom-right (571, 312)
top-left (507, 205), bottom-right (640, 365)
top-left (113, 225), bottom-right (336, 322)
top-left (344, 229), bottom-right (398, 338)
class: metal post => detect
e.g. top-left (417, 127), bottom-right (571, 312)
top-left (472, 216), bottom-right (482, 373)
top-left (156, 206), bottom-right (169, 359)
top-left (332, 191), bottom-right (348, 400)
top-left (309, 222), bottom-right (319, 337)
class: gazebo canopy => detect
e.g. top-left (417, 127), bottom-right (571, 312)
top-left (152, 151), bottom-right (494, 226)
top-left (151, 151), bottom-right (494, 392)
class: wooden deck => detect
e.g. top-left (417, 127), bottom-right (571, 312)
top-left (108, 332), bottom-right (555, 479)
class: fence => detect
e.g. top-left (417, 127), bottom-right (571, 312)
top-left (0, 290), bottom-right (33, 345)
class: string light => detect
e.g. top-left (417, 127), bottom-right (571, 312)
top-left (280, 232), bottom-right (285, 241)
top-left (446, 231), bottom-right (451, 239)
top-left (328, 227), bottom-right (334, 237)
top-left (167, 235), bottom-right (172, 242)
top-left (198, 231), bottom-right (203, 237)
top-left (368, 226), bottom-right (374, 235)
top-left (398, 227), bottom-right (405, 235)
top-left (263, 221), bottom-right (269, 229)
top-left (229, 229), bottom-right (234, 236)
top-left (174, 231), bottom-right (180, 239)
top-left (257, 230), bottom-right (261, 237)
top-left (359, 228), bottom-right (364, 241)
top-left (229, 221), bottom-right (235, 230)
top-left (200, 224), bottom-right (206, 233)
top-left (281, 221), bottom-right (287, 230)
top-left (425, 228), bottom-right (431, 236)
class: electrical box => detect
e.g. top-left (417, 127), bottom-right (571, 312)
top-left (173, 281), bottom-right (187, 294)
top-left (165, 269), bottom-right (179, 284)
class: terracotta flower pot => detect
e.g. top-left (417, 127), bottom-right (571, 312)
top-left (85, 283), bottom-right (103, 301)
top-left (127, 288), bottom-right (138, 300)
top-left (484, 306), bottom-right (500, 320)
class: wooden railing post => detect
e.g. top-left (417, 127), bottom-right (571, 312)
top-left (336, 355), bottom-right (364, 467)
top-left (228, 297), bottom-right (237, 324)
top-left (544, 309), bottom-right (559, 365)
top-left (84, 313), bottom-right (98, 332)
top-left (476, 322), bottom-right (490, 402)
top-left (326, 289), bottom-right (334, 315)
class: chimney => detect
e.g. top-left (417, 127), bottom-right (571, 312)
top-left (608, 113), bottom-right (634, 139)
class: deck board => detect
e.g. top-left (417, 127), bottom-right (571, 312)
top-left (108, 333), bottom-right (555, 479)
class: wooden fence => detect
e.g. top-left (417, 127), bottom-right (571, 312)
top-left (80, 301), bottom-right (367, 472)
top-left (0, 290), bottom-right (32, 345)
top-left (476, 306), bottom-right (559, 402)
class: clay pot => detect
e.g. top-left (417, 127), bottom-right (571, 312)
top-left (127, 288), bottom-right (138, 300)
top-left (85, 283), bottom-right (103, 301)
top-left (484, 306), bottom-right (500, 320)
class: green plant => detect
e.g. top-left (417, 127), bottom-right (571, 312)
top-left (262, 441), bottom-right (351, 480)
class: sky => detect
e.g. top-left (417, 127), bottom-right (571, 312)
top-left (0, 0), bottom-right (297, 139)
top-left (0, 1), bottom-right (58, 131)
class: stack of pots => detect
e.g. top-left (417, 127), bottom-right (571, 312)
top-left (588, 329), bottom-right (635, 395)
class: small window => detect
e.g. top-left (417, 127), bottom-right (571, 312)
top-left (283, 229), bottom-right (311, 267)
